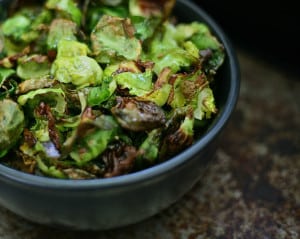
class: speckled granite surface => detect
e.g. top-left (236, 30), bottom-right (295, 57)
top-left (0, 49), bottom-right (299, 239)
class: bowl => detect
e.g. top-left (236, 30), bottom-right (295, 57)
top-left (0, 0), bottom-right (240, 230)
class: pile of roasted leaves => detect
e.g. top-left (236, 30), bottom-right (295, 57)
top-left (0, 0), bottom-right (225, 179)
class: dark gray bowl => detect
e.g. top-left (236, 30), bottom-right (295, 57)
top-left (0, 0), bottom-right (240, 230)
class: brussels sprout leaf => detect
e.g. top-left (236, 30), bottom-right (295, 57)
top-left (46, 0), bottom-right (82, 25)
top-left (0, 99), bottom-right (24, 153)
top-left (47, 19), bottom-right (78, 50)
top-left (91, 15), bottom-right (142, 63)
top-left (17, 55), bottom-right (51, 80)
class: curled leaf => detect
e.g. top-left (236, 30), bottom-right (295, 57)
top-left (46, 0), bottom-right (82, 25)
top-left (0, 99), bottom-right (24, 153)
top-left (51, 55), bottom-right (103, 87)
top-left (102, 141), bottom-right (138, 178)
top-left (91, 15), bottom-right (142, 63)
top-left (17, 54), bottom-right (51, 80)
top-left (47, 18), bottom-right (78, 50)
top-left (194, 87), bottom-right (217, 120)
top-left (111, 96), bottom-right (166, 131)
top-left (17, 88), bottom-right (67, 116)
top-left (17, 76), bottom-right (56, 94)
top-left (160, 113), bottom-right (194, 160)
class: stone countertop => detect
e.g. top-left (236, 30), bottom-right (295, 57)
top-left (1, 49), bottom-right (299, 239)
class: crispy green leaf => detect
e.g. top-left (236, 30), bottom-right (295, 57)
top-left (176, 22), bottom-right (225, 73)
top-left (70, 129), bottom-right (113, 165)
top-left (1, 15), bottom-right (31, 42)
top-left (131, 16), bottom-right (160, 41)
top-left (139, 67), bottom-right (172, 106)
top-left (154, 47), bottom-right (198, 75)
top-left (36, 155), bottom-right (66, 178)
top-left (85, 5), bottom-right (128, 33)
top-left (140, 83), bottom-right (171, 106)
top-left (52, 39), bottom-right (102, 88)
top-left (0, 68), bottom-right (15, 87)
top-left (56, 39), bottom-right (90, 58)
top-left (194, 87), bottom-right (217, 120)
top-left (1, 7), bottom-right (52, 51)
top-left (87, 78), bottom-right (117, 106)
top-left (47, 18), bottom-right (78, 50)
top-left (68, 115), bottom-right (119, 165)
top-left (51, 56), bottom-right (103, 87)
top-left (0, 99), bottom-right (24, 152)
top-left (91, 15), bottom-right (142, 63)
top-left (17, 55), bottom-right (51, 80)
top-left (168, 69), bottom-right (212, 112)
top-left (46, 0), bottom-right (82, 25)
top-left (18, 88), bottom-right (66, 115)
top-left (146, 22), bottom-right (199, 75)
top-left (137, 128), bottom-right (162, 166)
top-left (115, 68), bottom-right (153, 96)
top-left (17, 76), bottom-right (56, 94)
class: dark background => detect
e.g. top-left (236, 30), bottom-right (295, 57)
top-left (193, 0), bottom-right (299, 76)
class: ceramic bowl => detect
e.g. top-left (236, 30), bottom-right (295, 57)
top-left (0, 0), bottom-right (240, 230)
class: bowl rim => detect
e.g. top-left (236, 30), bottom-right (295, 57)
top-left (0, 0), bottom-right (240, 190)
